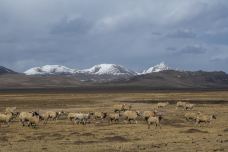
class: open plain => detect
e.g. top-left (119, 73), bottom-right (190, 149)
top-left (0, 90), bottom-right (228, 152)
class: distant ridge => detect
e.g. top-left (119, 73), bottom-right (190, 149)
top-left (23, 63), bottom-right (171, 76)
top-left (0, 66), bottom-right (16, 75)
top-left (0, 64), bottom-right (228, 90)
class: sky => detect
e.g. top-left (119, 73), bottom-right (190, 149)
top-left (0, 0), bottom-right (228, 72)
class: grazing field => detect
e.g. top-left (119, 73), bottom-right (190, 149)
top-left (0, 91), bottom-right (228, 152)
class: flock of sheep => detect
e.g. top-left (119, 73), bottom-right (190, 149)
top-left (0, 101), bottom-right (216, 129)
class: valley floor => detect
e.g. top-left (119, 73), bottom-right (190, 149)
top-left (0, 91), bottom-right (228, 152)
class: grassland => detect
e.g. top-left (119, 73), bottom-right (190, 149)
top-left (0, 91), bottom-right (228, 152)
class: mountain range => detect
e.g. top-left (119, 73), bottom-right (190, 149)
top-left (0, 63), bottom-right (228, 90)
top-left (23, 63), bottom-right (169, 82)
top-left (24, 63), bottom-right (167, 76)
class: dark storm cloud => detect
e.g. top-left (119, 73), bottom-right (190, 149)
top-left (0, 0), bottom-right (228, 72)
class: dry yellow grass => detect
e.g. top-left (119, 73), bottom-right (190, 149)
top-left (0, 91), bottom-right (228, 152)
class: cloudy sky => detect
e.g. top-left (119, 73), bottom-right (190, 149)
top-left (0, 0), bottom-right (228, 72)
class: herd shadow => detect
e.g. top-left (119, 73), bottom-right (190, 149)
top-left (180, 128), bottom-right (208, 133)
top-left (103, 136), bottom-right (128, 142)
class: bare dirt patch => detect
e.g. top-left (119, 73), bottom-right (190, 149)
top-left (103, 136), bottom-right (128, 142)
top-left (223, 128), bottom-right (228, 132)
top-left (181, 128), bottom-right (209, 133)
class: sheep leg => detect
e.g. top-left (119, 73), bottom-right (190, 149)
top-left (44, 119), bottom-right (47, 125)
top-left (6, 121), bottom-right (9, 127)
top-left (74, 119), bottom-right (79, 125)
top-left (71, 119), bottom-right (75, 125)
top-left (159, 123), bottom-right (161, 129)
top-left (22, 120), bottom-right (25, 126)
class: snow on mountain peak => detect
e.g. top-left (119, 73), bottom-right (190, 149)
top-left (24, 65), bottom-right (76, 75)
top-left (142, 62), bottom-right (170, 74)
top-left (24, 62), bottom-right (172, 76)
top-left (78, 64), bottom-right (136, 75)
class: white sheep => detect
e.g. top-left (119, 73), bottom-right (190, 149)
top-left (196, 114), bottom-right (216, 126)
top-left (184, 112), bottom-right (200, 121)
top-left (113, 104), bottom-right (124, 113)
top-left (157, 102), bottom-right (169, 108)
top-left (108, 113), bottom-right (120, 124)
top-left (42, 110), bottom-right (64, 124)
top-left (0, 113), bottom-right (13, 126)
top-left (142, 110), bottom-right (157, 121)
top-left (67, 112), bottom-right (78, 123)
top-left (176, 101), bottom-right (187, 109)
top-left (122, 104), bottom-right (132, 111)
top-left (184, 103), bottom-right (195, 110)
top-left (94, 112), bottom-right (107, 122)
top-left (19, 112), bottom-right (34, 126)
top-left (147, 116), bottom-right (162, 129)
top-left (122, 110), bottom-right (140, 124)
top-left (5, 107), bottom-right (19, 119)
top-left (113, 104), bottom-right (131, 113)
top-left (74, 112), bottom-right (94, 125)
top-left (27, 115), bottom-right (40, 128)
top-left (19, 111), bottom-right (41, 126)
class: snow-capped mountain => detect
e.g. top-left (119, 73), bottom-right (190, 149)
top-left (23, 63), bottom-right (172, 82)
top-left (24, 65), bottom-right (76, 75)
top-left (24, 64), bottom-right (136, 76)
top-left (142, 62), bottom-right (170, 74)
top-left (77, 64), bottom-right (136, 76)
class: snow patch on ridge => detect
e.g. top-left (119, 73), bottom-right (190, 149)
top-left (77, 64), bottom-right (136, 76)
top-left (24, 65), bottom-right (76, 75)
top-left (142, 62), bottom-right (170, 74)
